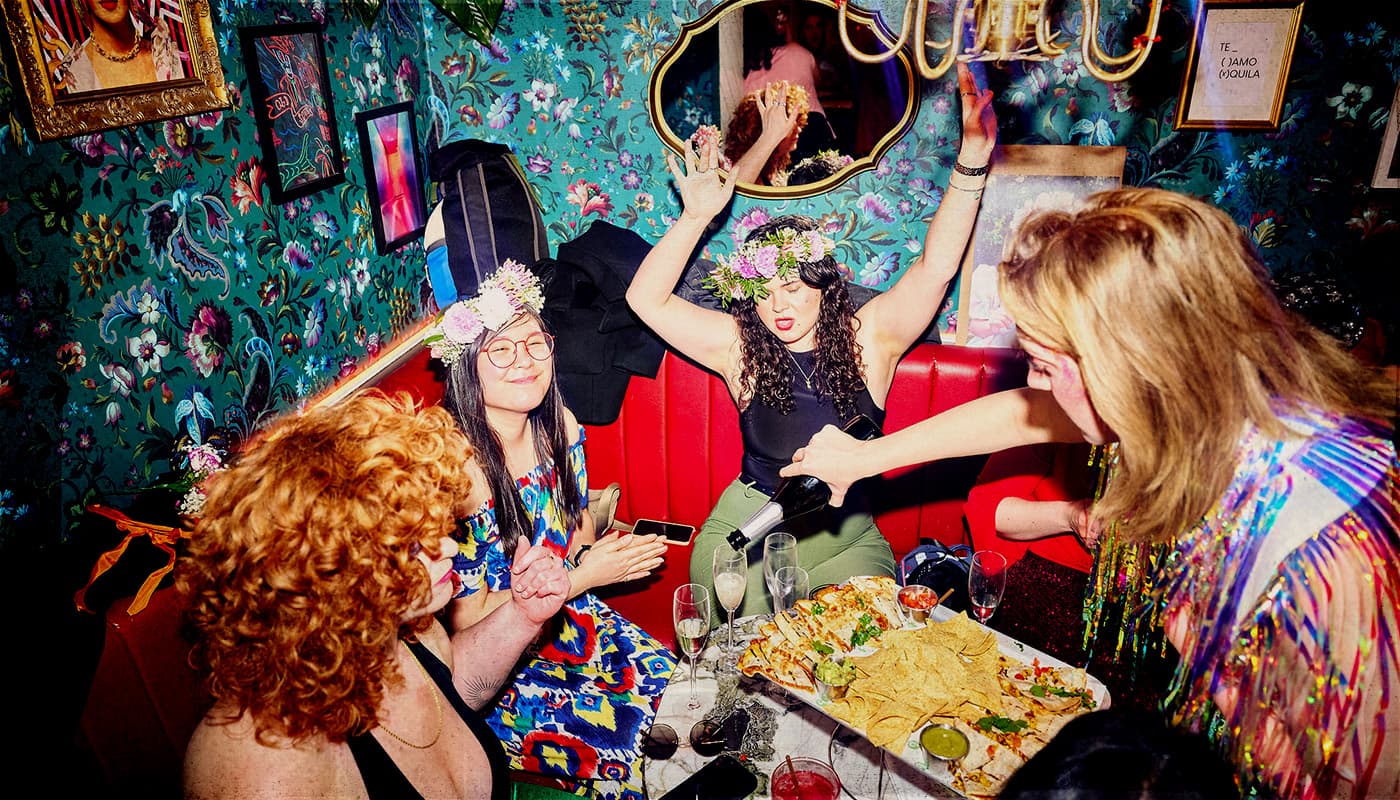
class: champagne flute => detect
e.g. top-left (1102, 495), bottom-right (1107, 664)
top-left (968, 550), bottom-right (1008, 624)
top-left (763, 532), bottom-right (797, 616)
top-left (673, 583), bottom-right (711, 710)
top-left (773, 565), bottom-right (809, 616)
top-left (712, 547), bottom-right (747, 672)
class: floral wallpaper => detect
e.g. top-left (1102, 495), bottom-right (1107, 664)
top-left (0, 0), bottom-right (432, 552)
top-left (1, 0), bottom-right (1397, 558)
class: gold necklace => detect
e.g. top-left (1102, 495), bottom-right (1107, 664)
top-left (376, 644), bottom-right (443, 750)
top-left (786, 348), bottom-right (816, 390)
top-left (92, 36), bottom-right (142, 63)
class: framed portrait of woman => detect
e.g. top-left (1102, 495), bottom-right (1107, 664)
top-left (0, 0), bottom-right (228, 140)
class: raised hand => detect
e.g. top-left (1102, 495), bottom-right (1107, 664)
top-left (508, 538), bottom-right (570, 624)
top-left (667, 136), bottom-right (735, 224)
top-left (955, 62), bottom-right (996, 166)
top-left (755, 80), bottom-right (800, 148)
top-left (576, 530), bottom-right (668, 588)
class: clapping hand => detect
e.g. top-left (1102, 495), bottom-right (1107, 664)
top-left (667, 135), bottom-right (735, 224)
top-left (576, 530), bottom-right (668, 589)
top-left (508, 538), bottom-right (570, 625)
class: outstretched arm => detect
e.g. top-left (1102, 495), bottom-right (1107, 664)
top-left (729, 82), bottom-right (801, 186)
top-left (448, 537), bottom-right (570, 708)
top-left (857, 62), bottom-right (998, 364)
top-left (780, 387), bottom-right (1084, 506)
top-left (625, 137), bottom-right (741, 375)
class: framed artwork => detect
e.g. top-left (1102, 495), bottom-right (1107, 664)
top-left (1373, 84), bottom-right (1400, 190)
top-left (0, 0), bottom-right (229, 141)
top-left (1175, 0), bottom-right (1304, 131)
top-left (239, 21), bottom-right (343, 204)
top-left (953, 145), bottom-right (1127, 348)
top-left (354, 102), bottom-right (428, 254)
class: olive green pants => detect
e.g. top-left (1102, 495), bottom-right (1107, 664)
top-left (688, 479), bottom-right (896, 624)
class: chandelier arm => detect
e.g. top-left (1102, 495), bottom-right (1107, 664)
top-left (1081, 0), bottom-right (1165, 79)
top-left (838, 0), bottom-right (913, 65)
top-left (1035, 16), bottom-right (1069, 57)
top-left (917, 0), bottom-right (974, 80)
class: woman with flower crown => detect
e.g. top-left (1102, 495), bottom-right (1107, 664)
top-left (626, 62), bottom-right (997, 619)
top-left (425, 261), bottom-right (675, 800)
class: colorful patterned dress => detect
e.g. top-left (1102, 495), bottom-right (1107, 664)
top-left (1156, 406), bottom-right (1398, 799)
top-left (450, 428), bottom-right (675, 800)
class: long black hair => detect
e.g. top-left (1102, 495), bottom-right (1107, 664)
top-left (731, 215), bottom-right (864, 419)
top-left (742, 3), bottom-right (784, 75)
top-left (441, 310), bottom-right (582, 559)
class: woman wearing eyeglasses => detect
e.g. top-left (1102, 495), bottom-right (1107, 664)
top-left (428, 261), bottom-right (675, 800)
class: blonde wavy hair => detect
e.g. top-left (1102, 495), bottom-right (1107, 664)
top-left (176, 390), bottom-right (475, 745)
top-left (724, 82), bottom-right (809, 185)
top-left (999, 187), bottom-right (1394, 544)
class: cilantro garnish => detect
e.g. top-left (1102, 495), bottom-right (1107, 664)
top-left (850, 613), bottom-right (882, 648)
top-left (976, 715), bottom-right (1029, 734)
top-left (811, 602), bottom-right (827, 616)
top-left (1029, 684), bottom-right (1097, 708)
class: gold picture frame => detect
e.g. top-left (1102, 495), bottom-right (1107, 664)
top-left (1174, 0), bottom-right (1304, 131)
top-left (953, 145), bottom-right (1127, 348)
top-left (1, 0), bottom-right (229, 141)
top-left (1372, 83), bottom-right (1400, 190)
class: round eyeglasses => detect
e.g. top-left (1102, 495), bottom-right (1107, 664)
top-left (482, 332), bottom-right (555, 368)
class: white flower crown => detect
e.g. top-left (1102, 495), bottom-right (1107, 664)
top-left (425, 260), bottom-right (545, 363)
top-left (704, 227), bottom-right (836, 305)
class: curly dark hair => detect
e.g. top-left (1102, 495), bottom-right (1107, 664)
top-left (732, 215), bottom-right (864, 419)
top-left (442, 310), bottom-right (582, 558)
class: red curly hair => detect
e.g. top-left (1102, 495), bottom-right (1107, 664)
top-left (724, 82), bottom-right (809, 184)
top-left (176, 390), bottom-right (475, 746)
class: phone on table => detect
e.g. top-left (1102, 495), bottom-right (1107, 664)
top-left (632, 518), bottom-right (697, 546)
top-left (656, 753), bottom-right (758, 800)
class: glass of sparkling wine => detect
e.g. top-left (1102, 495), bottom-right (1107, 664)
top-left (712, 547), bottom-right (747, 672)
top-left (763, 532), bottom-right (797, 616)
top-left (968, 550), bottom-right (1008, 623)
top-left (673, 583), bottom-right (711, 710)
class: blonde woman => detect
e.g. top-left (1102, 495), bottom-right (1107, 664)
top-left (784, 188), bottom-right (1399, 799)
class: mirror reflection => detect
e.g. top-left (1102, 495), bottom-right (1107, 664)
top-left (650, 0), bottom-right (919, 197)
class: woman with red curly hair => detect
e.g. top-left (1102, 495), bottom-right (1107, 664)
top-left (178, 391), bottom-right (570, 799)
top-left (629, 62), bottom-right (997, 619)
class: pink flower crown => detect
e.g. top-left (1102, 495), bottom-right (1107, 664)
top-left (687, 125), bottom-right (733, 170)
top-left (425, 260), bottom-right (545, 363)
top-left (704, 227), bottom-right (836, 305)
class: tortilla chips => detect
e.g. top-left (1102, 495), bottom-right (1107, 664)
top-left (737, 575), bottom-right (1099, 798)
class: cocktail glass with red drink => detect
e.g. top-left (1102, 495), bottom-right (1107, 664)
top-left (771, 756), bottom-right (840, 800)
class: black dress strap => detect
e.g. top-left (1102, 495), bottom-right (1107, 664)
top-left (346, 641), bottom-right (511, 800)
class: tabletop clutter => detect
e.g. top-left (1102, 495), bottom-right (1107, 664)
top-left (730, 575), bottom-right (1104, 798)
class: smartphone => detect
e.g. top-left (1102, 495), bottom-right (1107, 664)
top-left (632, 518), bottom-right (697, 546)
top-left (656, 753), bottom-right (758, 800)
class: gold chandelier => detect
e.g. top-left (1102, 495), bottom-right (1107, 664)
top-left (839, 0), bottom-right (1165, 82)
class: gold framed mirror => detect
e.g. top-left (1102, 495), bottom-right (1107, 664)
top-left (648, 0), bottom-right (920, 199)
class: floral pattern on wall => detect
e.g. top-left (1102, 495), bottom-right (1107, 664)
top-left (0, 0), bottom-right (432, 550)
top-left (0, 0), bottom-right (1396, 556)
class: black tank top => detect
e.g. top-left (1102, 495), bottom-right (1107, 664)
top-left (347, 639), bottom-right (510, 800)
top-left (739, 348), bottom-right (884, 495)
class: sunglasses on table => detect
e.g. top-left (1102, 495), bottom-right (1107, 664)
top-left (642, 708), bottom-right (750, 759)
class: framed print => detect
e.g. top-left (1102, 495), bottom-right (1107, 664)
top-left (1372, 84), bottom-right (1400, 189)
top-left (1175, 0), bottom-right (1305, 131)
top-left (953, 145), bottom-right (1127, 348)
top-left (1, 0), bottom-right (229, 141)
top-left (239, 21), bottom-right (343, 204)
top-left (354, 102), bottom-right (428, 254)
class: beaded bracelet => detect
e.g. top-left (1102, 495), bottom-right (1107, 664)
top-left (954, 161), bottom-right (990, 177)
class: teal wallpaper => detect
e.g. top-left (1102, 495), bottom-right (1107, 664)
top-left (1, 0), bottom-right (1398, 559)
top-left (0, 0), bottom-right (433, 551)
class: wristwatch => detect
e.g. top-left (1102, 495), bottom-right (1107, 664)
top-left (570, 544), bottom-right (592, 568)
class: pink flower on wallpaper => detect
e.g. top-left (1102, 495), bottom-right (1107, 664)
top-left (230, 159), bottom-right (265, 214)
top-left (566, 179), bottom-right (612, 218)
top-left (602, 65), bottom-right (623, 99)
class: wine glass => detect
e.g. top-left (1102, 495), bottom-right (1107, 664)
top-left (763, 532), bottom-right (797, 616)
top-left (712, 547), bottom-right (747, 672)
top-left (773, 565), bottom-right (809, 616)
top-left (673, 583), bottom-right (711, 710)
top-left (968, 550), bottom-right (1008, 624)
